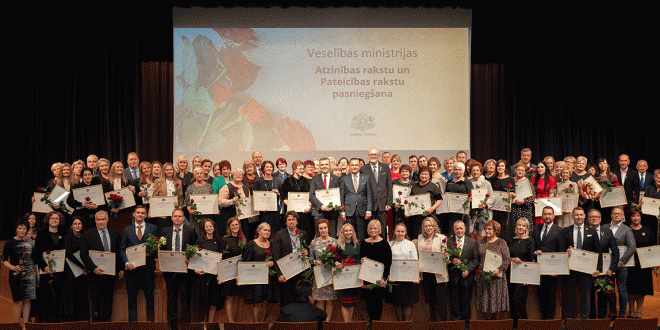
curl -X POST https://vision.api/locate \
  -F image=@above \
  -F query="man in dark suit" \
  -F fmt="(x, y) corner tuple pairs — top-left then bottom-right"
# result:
(80, 210), (123, 322)
(532, 206), (563, 319)
(309, 157), (341, 237)
(340, 158), (373, 240)
(120, 205), (157, 322)
(617, 154), (640, 205)
(587, 209), (619, 319)
(277, 280), (327, 330)
(124, 152), (141, 186)
(447, 221), (479, 322)
(272, 211), (312, 307)
(160, 208), (198, 330)
(510, 148), (537, 176)
(637, 160), (652, 191)
(559, 207), (600, 320)
(360, 147), (392, 239)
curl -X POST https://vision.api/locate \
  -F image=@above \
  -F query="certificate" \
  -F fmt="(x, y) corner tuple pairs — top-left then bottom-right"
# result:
(276, 251), (310, 280)
(332, 264), (362, 290)
(287, 192), (310, 213)
(557, 181), (577, 194)
(253, 191), (278, 212)
(617, 246), (634, 267)
(584, 176), (603, 194)
(445, 193), (469, 214)
(483, 249), (503, 274)
(157, 251), (187, 273)
(435, 194), (449, 214)
(66, 251), (84, 278)
(515, 179), (533, 200)
(471, 188), (488, 209)
(49, 185), (70, 204)
(126, 243), (146, 268)
(641, 197), (660, 217)
(39, 249), (66, 274)
(72, 184), (105, 205)
(418, 250), (446, 274)
(217, 255), (241, 282)
(392, 184), (411, 204)
(88, 250), (116, 276)
(32, 192), (53, 213)
(404, 194), (432, 216)
(637, 245), (660, 269)
(534, 197), (562, 217)
(538, 252), (569, 275)
(188, 249), (222, 275)
(358, 258), (385, 284)
(104, 187), (137, 210)
(568, 249), (598, 274)
(236, 196), (259, 220)
(313, 265), (334, 289)
(558, 193), (578, 213)
(599, 186), (627, 207)
(490, 191), (510, 212)
(190, 194), (218, 215)
(315, 188), (341, 207)
(601, 253), (616, 274)
(237, 262), (269, 285)
(150, 196), (178, 217)
(510, 262), (540, 285)
(390, 259), (419, 282)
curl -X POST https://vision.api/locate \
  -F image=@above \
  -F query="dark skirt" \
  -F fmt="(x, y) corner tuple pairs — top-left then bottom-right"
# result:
(339, 288), (360, 307)
(219, 278), (245, 297)
(387, 281), (419, 306)
(244, 277), (279, 305)
(59, 264), (89, 321)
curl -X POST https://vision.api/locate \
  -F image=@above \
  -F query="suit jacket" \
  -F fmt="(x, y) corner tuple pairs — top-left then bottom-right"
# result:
(277, 301), (327, 330)
(602, 222), (636, 265)
(510, 163), (537, 176)
(160, 225), (198, 254)
(340, 172), (373, 217)
(80, 226), (123, 275)
(593, 226), (619, 273)
(361, 161), (393, 212)
(638, 171), (653, 191)
(124, 167), (141, 187)
(152, 177), (184, 208)
(272, 228), (311, 278)
(120, 222), (158, 268)
(447, 235), (479, 286)
(617, 167), (640, 203)
(32, 228), (67, 271)
(558, 224), (599, 254)
(532, 222), (562, 254)
(309, 173), (341, 214)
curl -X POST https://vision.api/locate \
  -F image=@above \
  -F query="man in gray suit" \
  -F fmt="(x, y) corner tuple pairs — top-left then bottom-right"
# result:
(447, 221), (479, 322)
(360, 147), (392, 239)
(602, 206), (636, 319)
(340, 158), (373, 240)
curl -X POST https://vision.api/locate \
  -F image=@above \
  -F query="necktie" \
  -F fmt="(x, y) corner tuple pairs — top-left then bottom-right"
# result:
(457, 239), (463, 249)
(641, 173), (645, 189)
(353, 174), (359, 192)
(132, 169), (138, 180)
(576, 226), (582, 249)
(175, 229), (181, 252)
(373, 165), (378, 183)
(101, 230), (110, 252)
(542, 225), (549, 242)
(323, 175), (327, 189)
(137, 224), (142, 240)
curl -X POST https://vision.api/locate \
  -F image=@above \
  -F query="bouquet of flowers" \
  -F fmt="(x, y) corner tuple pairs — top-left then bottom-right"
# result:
(563, 183), (575, 194)
(600, 178), (620, 193)
(39, 187), (71, 214)
(145, 235), (166, 254)
(318, 244), (343, 275)
(475, 269), (495, 283)
(231, 186), (247, 218)
(581, 182), (599, 201)
(524, 167), (537, 181)
(184, 245), (202, 259)
(326, 202), (342, 211)
(593, 276), (615, 294)
(443, 239), (468, 271)
(107, 193), (124, 209)
(264, 249), (277, 276)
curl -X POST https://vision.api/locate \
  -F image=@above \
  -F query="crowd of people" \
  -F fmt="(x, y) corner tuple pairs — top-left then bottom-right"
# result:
(2, 148), (659, 329)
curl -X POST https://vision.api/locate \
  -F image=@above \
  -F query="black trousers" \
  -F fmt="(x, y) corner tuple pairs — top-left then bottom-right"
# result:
(537, 275), (558, 319)
(125, 266), (155, 322)
(89, 275), (116, 322)
(164, 272), (191, 329)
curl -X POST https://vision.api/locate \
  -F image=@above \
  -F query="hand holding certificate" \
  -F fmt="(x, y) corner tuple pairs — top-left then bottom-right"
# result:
(392, 185), (411, 204)
(534, 197), (562, 217)
(73, 184), (105, 205)
(641, 197), (660, 217)
(471, 188), (488, 209)
(276, 251), (310, 280)
(126, 243), (146, 268)
(158, 251), (187, 273)
(510, 262), (540, 285)
(237, 262), (269, 285)
(236, 196), (259, 220)
(89, 251), (116, 276)
(105, 187), (136, 210)
(287, 192), (310, 213)
(637, 245), (660, 269)
(404, 194), (432, 216)
(253, 191), (278, 212)
(40, 249), (66, 274)
(190, 194), (219, 215)
(188, 249), (223, 274)
(333, 264), (362, 290)
(315, 188), (341, 208)
(358, 258), (385, 284)
(390, 260), (419, 282)
(538, 252), (569, 275)
(150, 196), (178, 217)
(483, 249), (503, 276)
(515, 179), (533, 200)
(418, 250), (445, 274)
(217, 255), (241, 282)
(568, 249), (598, 274)
(599, 186), (627, 207)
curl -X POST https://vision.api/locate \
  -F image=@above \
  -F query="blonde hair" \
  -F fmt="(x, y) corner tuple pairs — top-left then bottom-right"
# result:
(338, 223), (359, 250)
(421, 217), (440, 239)
(176, 155), (190, 174)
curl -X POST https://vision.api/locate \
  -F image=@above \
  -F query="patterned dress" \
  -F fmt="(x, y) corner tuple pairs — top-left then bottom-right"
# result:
(475, 237), (511, 313)
(309, 236), (338, 300)
(1, 238), (37, 301)
(510, 179), (534, 238)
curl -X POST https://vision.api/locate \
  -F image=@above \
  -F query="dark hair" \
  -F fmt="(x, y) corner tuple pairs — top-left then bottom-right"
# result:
(533, 161), (552, 193)
(418, 166), (432, 179)
(400, 164), (412, 173)
(21, 212), (36, 227)
(293, 279), (314, 303)
(218, 160), (232, 171)
(285, 210), (300, 221)
(43, 211), (64, 226)
(134, 204), (147, 212)
(276, 158), (287, 166)
(261, 160), (275, 174)
(69, 216), (85, 235)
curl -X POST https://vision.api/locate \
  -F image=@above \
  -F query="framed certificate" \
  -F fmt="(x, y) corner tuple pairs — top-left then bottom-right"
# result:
(483, 249), (503, 275)
(510, 262), (540, 285)
(32, 192), (53, 213)
(276, 251), (311, 280)
(490, 191), (510, 212)
(150, 196), (178, 217)
(126, 243), (146, 268)
(39, 249), (66, 274)
(253, 191), (278, 212)
(49, 186), (70, 204)
(313, 265), (334, 289)
(445, 193), (469, 214)
(641, 197), (660, 217)
(390, 259), (419, 282)
(471, 188), (488, 209)
(72, 184), (105, 205)
(88, 250), (116, 276)
(538, 252), (569, 275)
(157, 251), (187, 273)
(190, 194), (219, 215)
(188, 249), (222, 275)
(287, 192), (310, 213)
(358, 258), (385, 284)
(557, 181), (577, 194)
(333, 264), (362, 290)
(568, 249), (598, 274)
(404, 194), (432, 216)
(558, 193), (578, 213)
(637, 245), (660, 269)
(104, 187), (137, 210)
(602, 253), (616, 274)
(392, 184), (411, 203)
(618, 246), (635, 267)
(217, 255), (241, 282)
(315, 188), (341, 207)
(534, 197), (562, 217)
(418, 250), (446, 274)
(584, 176), (603, 194)
(236, 196), (259, 220)
(599, 186), (627, 207)
(66, 251), (84, 278)
(515, 179), (533, 200)
(237, 262), (269, 285)
(435, 194), (449, 214)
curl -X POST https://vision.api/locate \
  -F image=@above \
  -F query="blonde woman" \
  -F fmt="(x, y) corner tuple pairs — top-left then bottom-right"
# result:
(507, 218), (535, 328)
(334, 223), (360, 322)
(387, 223), (419, 321)
(360, 220), (392, 322)
(417, 217), (449, 321)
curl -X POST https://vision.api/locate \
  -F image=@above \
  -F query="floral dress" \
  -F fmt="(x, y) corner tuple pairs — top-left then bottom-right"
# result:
(309, 236), (338, 300)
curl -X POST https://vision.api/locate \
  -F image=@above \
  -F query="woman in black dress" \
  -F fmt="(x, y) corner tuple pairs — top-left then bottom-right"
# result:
(253, 160), (282, 233)
(1, 220), (36, 328)
(402, 166), (443, 239)
(442, 162), (473, 236)
(360, 219), (393, 322)
(191, 219), (223, 322)
(218, 217), (246, 322)
(242, 222), (279, 322)
(507, 218), (535, 328)
(492, 160), (516, 242)
(627, 208), (655, 318)
(32, 210), (67, 322)
(59, 217), (89, 321)
(280, 160), (313, 236)
(218, 168), (252, 239)
(67, 167), (102, 230)
(392, 164), (416, 225)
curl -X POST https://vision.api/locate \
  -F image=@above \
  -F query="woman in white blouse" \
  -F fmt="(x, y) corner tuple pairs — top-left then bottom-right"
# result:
(416, 217), (449, 321)
(467, 161), (495, 237)
(387, 223), (419, 321)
